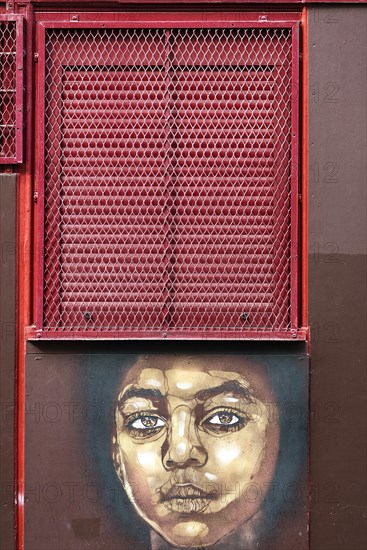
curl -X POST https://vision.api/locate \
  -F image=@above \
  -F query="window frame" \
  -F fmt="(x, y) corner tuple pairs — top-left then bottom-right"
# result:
(31, 11), (304, 340)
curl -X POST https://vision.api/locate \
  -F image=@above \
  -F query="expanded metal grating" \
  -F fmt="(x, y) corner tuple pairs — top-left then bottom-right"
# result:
(0, 15), (23, 163)
(40, 25), (299, 336)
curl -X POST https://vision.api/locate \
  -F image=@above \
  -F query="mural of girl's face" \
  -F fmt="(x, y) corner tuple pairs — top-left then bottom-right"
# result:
(113, 355), (279, 548)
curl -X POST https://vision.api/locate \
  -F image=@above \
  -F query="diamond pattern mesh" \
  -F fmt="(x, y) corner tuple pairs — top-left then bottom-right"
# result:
(42, 26), (296, 335)
(0, 18), (17, 160)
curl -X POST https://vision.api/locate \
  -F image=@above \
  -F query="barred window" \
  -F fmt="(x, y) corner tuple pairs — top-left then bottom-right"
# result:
(35, 18), (301, 339)
(0, 15), (23, 164)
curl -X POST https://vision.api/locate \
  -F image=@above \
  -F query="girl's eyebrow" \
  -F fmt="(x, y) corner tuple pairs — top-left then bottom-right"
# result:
(118, 387), (164, 411)
(117, 380), (254, 413)
(195, 380), (255, 404)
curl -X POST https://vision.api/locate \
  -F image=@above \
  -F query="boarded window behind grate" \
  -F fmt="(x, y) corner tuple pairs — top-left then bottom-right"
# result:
(41, 26), (299, 336)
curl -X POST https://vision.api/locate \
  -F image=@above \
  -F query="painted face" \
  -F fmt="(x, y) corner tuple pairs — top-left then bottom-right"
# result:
(113, 355), (279, 548)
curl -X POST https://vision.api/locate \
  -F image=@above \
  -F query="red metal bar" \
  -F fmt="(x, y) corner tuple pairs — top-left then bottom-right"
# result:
(18, 0), (365, 5)
(301, 8), (308, 329)
(26, 327), (308, 340)
(290, 22), (300, 329)
(16, 3), (35, 549)
(37, 20), (301, 30)
(34, 23), (46, 330)
(34, 11), (302, 24)
(14, 15), (24, 164)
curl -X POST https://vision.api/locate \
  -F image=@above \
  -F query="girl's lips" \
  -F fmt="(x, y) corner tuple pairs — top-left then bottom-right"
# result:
(160, 483), (217, 513)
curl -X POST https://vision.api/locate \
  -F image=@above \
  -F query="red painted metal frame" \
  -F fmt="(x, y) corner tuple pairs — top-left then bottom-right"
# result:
(18, 0), (366, 5)
(26, 327), (308, 340)
(15, 6), (309, 550)
(35, 11), (301, 24)
(33, 20), (46, 334)
(16, 3), (34, 549)
(290, 22), (300, 330)
(32, 10), (302, 340)
(301, 8), (308, 332)
(0, 14), (23, 164)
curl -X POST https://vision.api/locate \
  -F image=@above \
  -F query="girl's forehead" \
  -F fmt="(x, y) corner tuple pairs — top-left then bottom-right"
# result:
(125, 354), (264, 378)
(119, 355), (272, 402)
(117, 368), (260, 408)
(137, 367), (245, 398)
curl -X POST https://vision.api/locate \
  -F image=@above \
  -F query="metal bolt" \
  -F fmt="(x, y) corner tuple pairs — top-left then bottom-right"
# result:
(240, 313), (248, 321)
(162, 332), (167, 338)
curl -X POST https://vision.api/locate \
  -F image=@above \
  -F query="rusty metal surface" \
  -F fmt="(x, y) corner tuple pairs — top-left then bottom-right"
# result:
(0, 173), (16, 550)
(308, 5), (367, 550)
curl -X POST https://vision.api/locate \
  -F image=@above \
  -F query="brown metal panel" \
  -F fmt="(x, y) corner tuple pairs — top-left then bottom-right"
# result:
(24, 343), (308, 550)
(308, 5), (367, 550)
(0, 173), (16, 550)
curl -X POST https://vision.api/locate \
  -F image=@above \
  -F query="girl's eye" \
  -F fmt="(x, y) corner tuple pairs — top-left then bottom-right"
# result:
(129, 416), (165, 430)
(202, 410), (248, 433)
(207, 412), (240, 426)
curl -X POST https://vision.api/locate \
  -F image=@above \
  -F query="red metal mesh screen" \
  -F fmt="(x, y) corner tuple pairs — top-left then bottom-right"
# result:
(0, 17), (21, 162)
(41, 26), (297, 336)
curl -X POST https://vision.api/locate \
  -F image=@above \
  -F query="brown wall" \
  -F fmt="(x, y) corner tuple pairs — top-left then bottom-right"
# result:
(0, 174), (16, 550)
(308, 5), (367, 550)
(1, 4), (367, 550)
